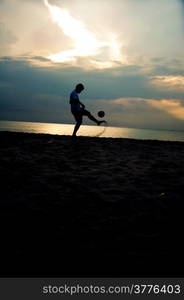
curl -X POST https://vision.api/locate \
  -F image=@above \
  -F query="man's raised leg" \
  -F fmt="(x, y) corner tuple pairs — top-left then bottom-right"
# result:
(86, 111), (105, 125)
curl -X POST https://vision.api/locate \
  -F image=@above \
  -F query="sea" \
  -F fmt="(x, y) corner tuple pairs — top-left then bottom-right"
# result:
(0, 120), (184, 142)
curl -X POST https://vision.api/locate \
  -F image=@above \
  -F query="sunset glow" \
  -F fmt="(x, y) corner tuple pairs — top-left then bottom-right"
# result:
(44, 0), (125, 68)
(149, 99), (184, 120)
(1, 0), (184, 130)
(151, 75), (184, 90)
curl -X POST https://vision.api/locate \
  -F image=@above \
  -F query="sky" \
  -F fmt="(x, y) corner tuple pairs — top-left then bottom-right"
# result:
(0, 0), (184, 130)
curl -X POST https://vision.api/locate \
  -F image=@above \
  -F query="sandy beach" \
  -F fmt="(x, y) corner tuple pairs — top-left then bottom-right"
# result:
(0, 131), (184, 277)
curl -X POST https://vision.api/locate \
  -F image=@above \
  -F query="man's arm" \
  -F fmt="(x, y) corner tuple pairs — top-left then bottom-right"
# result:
(79, 100), (85, 109)
(70, 93), (85, 107)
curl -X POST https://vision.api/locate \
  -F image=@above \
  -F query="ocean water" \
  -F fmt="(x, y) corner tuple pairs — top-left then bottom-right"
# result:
(0, 120), (184, 142)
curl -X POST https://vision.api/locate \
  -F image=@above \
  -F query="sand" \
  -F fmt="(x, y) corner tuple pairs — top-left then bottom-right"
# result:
(0, 131), (184, 277)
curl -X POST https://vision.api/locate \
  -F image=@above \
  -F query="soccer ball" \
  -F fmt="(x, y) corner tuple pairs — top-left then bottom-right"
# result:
(98, 111), (105, 118)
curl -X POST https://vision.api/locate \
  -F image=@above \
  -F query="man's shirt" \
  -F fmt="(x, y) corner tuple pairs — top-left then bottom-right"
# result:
(70, 90), (81, 113)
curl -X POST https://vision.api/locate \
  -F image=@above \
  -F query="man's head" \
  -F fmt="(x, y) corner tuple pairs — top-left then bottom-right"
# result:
(75, 83), (84, 93)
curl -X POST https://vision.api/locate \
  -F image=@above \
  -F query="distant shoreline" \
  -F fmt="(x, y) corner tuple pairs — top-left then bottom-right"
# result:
(1, 119), (184, 133)
(1, 119), (184, 142)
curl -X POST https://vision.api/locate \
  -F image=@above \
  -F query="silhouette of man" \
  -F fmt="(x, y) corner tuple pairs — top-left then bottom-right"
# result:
(70, 83), (105, 136)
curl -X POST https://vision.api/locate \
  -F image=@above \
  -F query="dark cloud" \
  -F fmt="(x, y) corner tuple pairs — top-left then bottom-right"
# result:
(0, 56), (14, 61)
(30, 56), (51, 62)
(180, 0), (184, 14)
(0, 56), (184, 127)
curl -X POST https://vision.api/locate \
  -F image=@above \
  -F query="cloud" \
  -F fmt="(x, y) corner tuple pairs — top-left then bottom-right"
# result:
(150, 75), (184, 91)
(0, 0), (183, 70)
(150, 58), (184, 76)
(97, 97), (184, 129)
(180, 0), (184, 15)
(0, 0), (71, 57)
(0, 81), (14, 88)
(0, 56), (184, 130)
(43, 0), (127, 69)
(149, 99), (184, 120)
(0, 23), (18, 55)
(0, 0), (183, 131)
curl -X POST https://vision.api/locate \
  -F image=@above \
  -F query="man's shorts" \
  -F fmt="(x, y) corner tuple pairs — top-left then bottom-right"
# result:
(72, 109), (90, 123)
